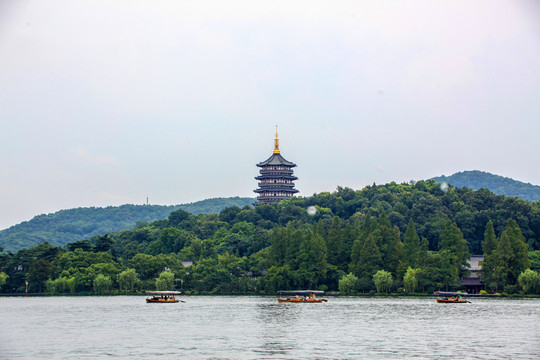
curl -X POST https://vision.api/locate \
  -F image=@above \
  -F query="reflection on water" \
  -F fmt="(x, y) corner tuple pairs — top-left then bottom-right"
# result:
(0, 296), (538, 359)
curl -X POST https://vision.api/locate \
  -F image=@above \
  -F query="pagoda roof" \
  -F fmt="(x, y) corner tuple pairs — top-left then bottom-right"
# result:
(255, 174), (298, 180)
(254, 188), (299, 193)
(256, 153), (296, 167)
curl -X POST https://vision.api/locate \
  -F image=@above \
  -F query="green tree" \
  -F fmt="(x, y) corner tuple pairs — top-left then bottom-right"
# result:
(117, 268), (138, 292)
(518, 269), (539, 294)
(155, 271), (175, 290)
(439, 249), (459, 291)
(403, 267), (420, 293)
(93, 274), (112, 294)
(398, 219), (421, 276)
(94, 234), (114, 253)
(264, 265), (292, 292)
(350, 234), (381, 287)
(504, 219), (531, 284)
(268, 228), (290, 267)
(0, 272), (9, 289)
(338, 273), (358, 294)
(326, 217), (344, 267)
(168, 209), (191, 227)
(27, 259), (53, 292)
(480, 221), (498, 288)
(297, 230), (328, 288)
(372, 270), (393, 293)
(439, 221), (470, 278)
(494, 219), (531, 287)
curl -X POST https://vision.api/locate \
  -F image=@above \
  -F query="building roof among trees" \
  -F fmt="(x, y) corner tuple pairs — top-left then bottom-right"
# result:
(256, 153), (296, 167)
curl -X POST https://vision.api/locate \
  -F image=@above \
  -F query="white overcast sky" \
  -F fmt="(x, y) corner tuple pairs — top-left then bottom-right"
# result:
(1, 0), (539, 229)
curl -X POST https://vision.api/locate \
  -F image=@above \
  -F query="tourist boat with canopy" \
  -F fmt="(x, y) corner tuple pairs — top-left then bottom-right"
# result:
(146, 291), (183, 303)
(278, 290), (327, 303)
(435, 291), (470, 303)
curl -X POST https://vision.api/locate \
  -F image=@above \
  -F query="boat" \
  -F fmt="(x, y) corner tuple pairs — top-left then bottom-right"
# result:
(435, 291), (470, 303)
(278, 290), (328, 303)
(146, 291), (183, 303)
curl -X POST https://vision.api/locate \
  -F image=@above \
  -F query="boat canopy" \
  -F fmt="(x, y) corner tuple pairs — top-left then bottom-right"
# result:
(278, 290), (324, 294)
(434, 291), (468, 296)
(146, 291), (182, 295)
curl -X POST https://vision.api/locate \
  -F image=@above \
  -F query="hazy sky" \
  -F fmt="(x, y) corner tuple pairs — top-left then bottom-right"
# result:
(1, 0), (539, 229)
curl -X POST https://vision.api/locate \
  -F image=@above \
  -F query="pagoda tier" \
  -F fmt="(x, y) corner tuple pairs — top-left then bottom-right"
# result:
(254, 128), (298, 204)
(255, 174), (298, 181)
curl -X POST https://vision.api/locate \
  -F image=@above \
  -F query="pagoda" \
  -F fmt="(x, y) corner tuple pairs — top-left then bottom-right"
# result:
(254, 127), (299, 204)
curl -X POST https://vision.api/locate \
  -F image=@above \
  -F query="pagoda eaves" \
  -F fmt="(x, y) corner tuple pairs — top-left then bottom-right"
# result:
(254, 127), (298, 204)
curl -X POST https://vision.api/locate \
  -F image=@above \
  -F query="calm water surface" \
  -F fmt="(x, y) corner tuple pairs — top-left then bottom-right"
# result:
(0, 296), (538, 359)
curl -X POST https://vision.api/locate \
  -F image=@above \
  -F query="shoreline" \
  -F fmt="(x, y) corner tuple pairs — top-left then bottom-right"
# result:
(2, 292), (538, 299)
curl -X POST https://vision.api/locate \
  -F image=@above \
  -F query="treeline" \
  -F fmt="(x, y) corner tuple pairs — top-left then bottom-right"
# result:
(433, 170), (540, 202)
(1, 180), (539, 295)
(0, 197), (254, 252)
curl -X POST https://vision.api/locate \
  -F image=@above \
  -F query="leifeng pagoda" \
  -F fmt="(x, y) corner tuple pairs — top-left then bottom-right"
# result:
(254, 127), (299, 204)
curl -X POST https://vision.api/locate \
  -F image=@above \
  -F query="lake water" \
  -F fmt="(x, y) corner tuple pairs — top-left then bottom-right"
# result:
(0, 296), (538, 359)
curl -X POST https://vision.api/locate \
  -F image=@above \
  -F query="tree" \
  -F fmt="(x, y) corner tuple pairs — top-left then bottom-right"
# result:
(350, 234), (381, 281)
(398, 219), (421, 276)
(117, 268), (138, 292)
(493, 230), (514, 289)
(218, 206), (241, 223)
(268, 228), (290, 267)
(439, 221), (470, 278)
(93, 274), (112, 294)
(297, 230), (328, 288)
(0, 272), (8, 290)
(438, 250), (458, 291)
(480, 221), (498, 288)
(67, 239), (93, 252)
(338, 273), (358, 294)
(326, 217), (344, 267)
(494, 219), (531, 287)
(168, 209), (191, 227)
(372, 270), (393, 293)
(27, 259), (53, 292)
(518, 269), (539, 294)
(504, 219), (531, 284)
(264, 265), (292, 292)
(155, 271), (175, 290)
(94, 234), (114, 253)
(403, 267), (420, 293)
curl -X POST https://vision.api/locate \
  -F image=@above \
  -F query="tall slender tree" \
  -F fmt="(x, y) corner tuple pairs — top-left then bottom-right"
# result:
(398, 219), (421, 276)
(439, 221), (470, 278)
(480, 221), (498, 288)
(326, 217), (344, 266)
(494, 219), (531, 286)
(350, 234), (382, 281)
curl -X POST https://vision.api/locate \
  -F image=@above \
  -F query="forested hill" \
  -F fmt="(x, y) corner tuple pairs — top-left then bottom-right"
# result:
(432, 171), (540, 202)
(0, 197), (254, 252)
(2, 180), (538, 295)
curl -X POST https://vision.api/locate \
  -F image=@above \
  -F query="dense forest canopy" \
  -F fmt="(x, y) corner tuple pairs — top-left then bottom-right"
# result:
(432, 170), (540, 202)
(1, 180), (539, 296)
(0, 197), (254, 252)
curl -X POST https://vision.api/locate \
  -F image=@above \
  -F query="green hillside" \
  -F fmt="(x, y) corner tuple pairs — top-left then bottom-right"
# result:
(2, 180), (539, 295)
(0, 197), (254, 252)
(432, 170), (540, 202)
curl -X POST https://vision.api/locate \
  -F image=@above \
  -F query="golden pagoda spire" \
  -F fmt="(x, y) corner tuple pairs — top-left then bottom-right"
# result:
(273, 125), (280, 154)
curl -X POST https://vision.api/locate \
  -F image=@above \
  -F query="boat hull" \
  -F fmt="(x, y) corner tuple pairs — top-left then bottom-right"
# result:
(437, 299), (468, 303)
(146, 299), (179, 303)
(278, 298), (327, 303)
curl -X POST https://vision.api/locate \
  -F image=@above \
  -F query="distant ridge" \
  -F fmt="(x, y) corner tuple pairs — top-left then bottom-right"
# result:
(0, 197), (254, 252)
(432, 170), (540, 202)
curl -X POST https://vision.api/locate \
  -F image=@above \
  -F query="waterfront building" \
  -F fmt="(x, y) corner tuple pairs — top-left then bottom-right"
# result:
(254, 128), (299, 204)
